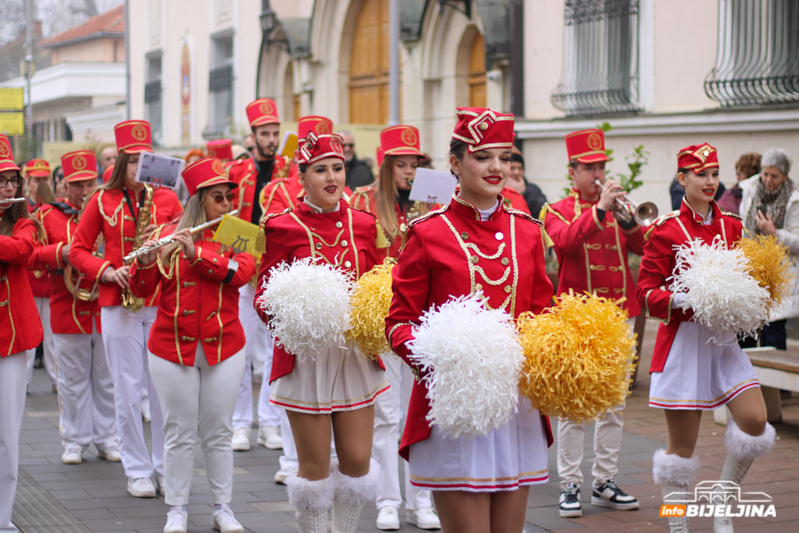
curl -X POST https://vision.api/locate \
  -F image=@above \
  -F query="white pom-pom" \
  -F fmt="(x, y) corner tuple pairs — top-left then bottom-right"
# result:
(257, 257), (354, 360)
(408, 293), (523, 439)
(669, 237), (769, 340)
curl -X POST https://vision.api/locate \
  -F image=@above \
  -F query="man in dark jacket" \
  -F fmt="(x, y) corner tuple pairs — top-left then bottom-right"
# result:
(509, 152), (548, 218)
(340, 130), (375, 189)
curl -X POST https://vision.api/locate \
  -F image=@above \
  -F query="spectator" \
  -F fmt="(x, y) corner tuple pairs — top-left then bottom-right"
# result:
(339, 130), (374, 189)
(670, 173), (726, 210)
(99, 146), (117, 174)
(717, 152), (761, 215)
(739, 147), (799, 350)
(52, 165), (66, 198)
(183, 148), (204, 166)
(243, 134), (255, 156)
(232, 145), (250, 160)
(419, 153), (433, 169)
(508, 151), (548, 218)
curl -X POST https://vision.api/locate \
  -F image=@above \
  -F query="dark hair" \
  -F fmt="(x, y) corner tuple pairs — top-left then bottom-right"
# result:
(0, 170), (36, 237)
(511, 152), (525, 167)
(736, 153), (761, 178)
(299, 163), (307, 174)
(448, 139), (468, 178)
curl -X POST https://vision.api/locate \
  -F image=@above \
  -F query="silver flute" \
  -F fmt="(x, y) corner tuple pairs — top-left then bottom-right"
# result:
(0, 197), (26, 204)
(123, 209), (238, 263)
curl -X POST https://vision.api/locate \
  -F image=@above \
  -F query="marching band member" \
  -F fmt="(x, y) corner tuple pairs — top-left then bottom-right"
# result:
(385, 108), (553, 533)
(69, 120), (166, 498)
(254, 118), (388, 533)
(227, 98), (288, 453)
(24, 158), (58, 391)
(207, 139), (234, 164)
(130, 157), (253, 533)
(29, 150), (119, 465)
(638, 145), (773, 533)
(540, 129), (641, 518)
(0, 134), (44, 533)
(350, 125), (440, 530)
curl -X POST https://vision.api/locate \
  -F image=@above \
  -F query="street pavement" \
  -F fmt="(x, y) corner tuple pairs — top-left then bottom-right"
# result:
(14, 319), (799, 532)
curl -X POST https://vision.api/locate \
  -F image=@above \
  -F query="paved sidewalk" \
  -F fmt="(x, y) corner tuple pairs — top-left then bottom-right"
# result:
(14, 320), (799, 532)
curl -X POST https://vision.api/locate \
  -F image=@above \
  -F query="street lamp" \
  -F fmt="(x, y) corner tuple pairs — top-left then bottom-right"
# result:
(260, 1), (277, 44)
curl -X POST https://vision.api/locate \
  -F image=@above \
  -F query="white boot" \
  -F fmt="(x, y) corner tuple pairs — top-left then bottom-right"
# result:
(286, 471), (335, 533)
(332, 461), (380, 533)
(653, 449), (699, 533)
(713, 422), (776, 533)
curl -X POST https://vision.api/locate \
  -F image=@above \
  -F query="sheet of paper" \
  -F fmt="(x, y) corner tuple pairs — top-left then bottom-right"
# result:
(409, 168), (458, 204)
(279, 131), (298, 158)
(134, 152), (185, 190)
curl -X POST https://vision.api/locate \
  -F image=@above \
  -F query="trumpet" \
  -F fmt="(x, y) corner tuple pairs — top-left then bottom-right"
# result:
(123, 209), (238, 263)
(594, 179), (659, 226)
(0, 197), (26, 204)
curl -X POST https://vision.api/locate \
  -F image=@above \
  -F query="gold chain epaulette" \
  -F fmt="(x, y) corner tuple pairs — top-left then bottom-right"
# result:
(258, 207), (292, 231)
(507, 207), (543, 228)
(408, 205), (448, 228)
(644, 210), (680, 240)
(722, 211), (742, 221)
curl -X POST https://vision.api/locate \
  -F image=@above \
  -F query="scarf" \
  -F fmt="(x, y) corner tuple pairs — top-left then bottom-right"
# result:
(745, 176), (795, 235)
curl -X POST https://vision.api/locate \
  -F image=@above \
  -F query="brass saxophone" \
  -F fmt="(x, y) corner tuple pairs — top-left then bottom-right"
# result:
(121, 184), (154, 312)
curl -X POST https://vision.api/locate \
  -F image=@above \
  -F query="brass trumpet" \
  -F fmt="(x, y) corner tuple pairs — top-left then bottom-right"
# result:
(0, 197), (26, 204)
(595, 179), (658, 226)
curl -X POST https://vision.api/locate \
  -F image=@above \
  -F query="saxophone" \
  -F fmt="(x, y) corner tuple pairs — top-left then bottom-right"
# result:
(121, 184), (154, 312)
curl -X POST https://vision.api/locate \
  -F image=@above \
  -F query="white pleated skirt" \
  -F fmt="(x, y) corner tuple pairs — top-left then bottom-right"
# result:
(270, 340), (389, 414)
(649, 321), (760, 410)
(408, 396), (549, 492)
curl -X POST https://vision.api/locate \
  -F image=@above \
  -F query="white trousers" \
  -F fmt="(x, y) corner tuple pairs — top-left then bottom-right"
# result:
(101, 306), (164, 480)
(150, 347), (246, 506)
(0, 353), (27, 533)
(556, 317), (633, 488)
(373, 355), (432, 510)
(53, 329), (117, 452)
(26, 296), (57, 387)
(255, 332), (281, 428)
(233, 284), (281, 429)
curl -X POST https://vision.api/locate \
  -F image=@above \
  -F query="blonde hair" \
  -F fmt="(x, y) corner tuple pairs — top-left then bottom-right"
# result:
(159, 189), (208, 260)
(103, 151), (131, 190)
(375, 155), (401, 239)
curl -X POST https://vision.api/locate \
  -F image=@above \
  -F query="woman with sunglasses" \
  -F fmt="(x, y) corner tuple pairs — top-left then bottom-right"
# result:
(0, 134), (44, 532)
(385, 108), (554, 533)
(69, 120), (174, 498)
(130, 158), (254, 533)
(254, 116), (388, 533)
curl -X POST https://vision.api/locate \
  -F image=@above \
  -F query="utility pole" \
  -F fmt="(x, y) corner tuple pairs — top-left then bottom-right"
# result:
(388, 0), (399, 126)
(25, 0), (33, 144)
(124, 0), (131, 120)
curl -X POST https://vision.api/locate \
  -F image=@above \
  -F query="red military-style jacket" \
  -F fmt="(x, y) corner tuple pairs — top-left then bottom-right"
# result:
(502, 187), (531, 215)
(227, 156), (289, 222)
(350, 185), (404, 261)
(254, 199), (382, 382)
(0, 216), (44, 357)
(28, 201), (102, 334)
(26, 202), (50, 298)
(385, 195), (555, 460)
(129, 227), (255, 367)
(542, 189), (645, 317)
(151, 187), (184, 224)
(636, 200), (743, 373)
(68, 185), (178, 308)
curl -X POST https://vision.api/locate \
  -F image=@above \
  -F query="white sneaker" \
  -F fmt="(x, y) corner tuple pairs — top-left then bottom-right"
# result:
(141, 396), (152, 423)
(257, 425), (283, 449)
(61, 448), (82, 464)
(127, 477), (156, 498)
(231, 427), (250, 451)
(164, 506), (188, 533)
(376, 506), (400, 530)
(212, 503), (244, 533)
(96, 444), (121, 462)
(273, 467), (289, 485)
(407, 507), (441, 530)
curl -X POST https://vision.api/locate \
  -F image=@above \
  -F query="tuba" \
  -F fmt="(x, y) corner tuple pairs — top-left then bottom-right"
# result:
(64, 264), (99, 301)
(121, 184), (154, 312)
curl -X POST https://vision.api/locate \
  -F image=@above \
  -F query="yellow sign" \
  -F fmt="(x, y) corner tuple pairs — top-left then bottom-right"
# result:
(0, 88), (24, 111)
(280, 131), (298, 158)
(212, 215), (261, 258)
(0, 112), (24, 136)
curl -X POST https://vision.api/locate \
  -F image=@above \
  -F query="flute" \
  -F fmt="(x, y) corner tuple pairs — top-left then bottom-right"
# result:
(0, 197), (26, 204)
(123, 209), (238, 263)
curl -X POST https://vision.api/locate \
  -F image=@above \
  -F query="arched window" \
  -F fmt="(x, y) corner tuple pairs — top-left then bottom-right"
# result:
(468, 33), (487, 108)
(348, 0), (390, 124)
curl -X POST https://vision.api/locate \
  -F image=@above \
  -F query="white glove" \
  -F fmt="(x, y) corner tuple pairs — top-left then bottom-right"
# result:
(671, 292), (689, 310)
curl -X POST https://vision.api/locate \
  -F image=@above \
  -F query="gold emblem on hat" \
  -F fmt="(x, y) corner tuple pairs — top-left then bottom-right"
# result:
(132, 125), (148, 141)
(330, 135), (343, 154)
(401, 127), (417, 146)
(587, 132), (603, 151)
(0, 143), (9, 157)
(316, 121), (331, 135)
(212, 160), (225, 175)
(73, 155), (87, 170)
(259, 100), (275, 116)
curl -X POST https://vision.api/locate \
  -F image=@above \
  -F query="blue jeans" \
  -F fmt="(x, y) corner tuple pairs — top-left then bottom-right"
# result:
(738, 319), (787, 351)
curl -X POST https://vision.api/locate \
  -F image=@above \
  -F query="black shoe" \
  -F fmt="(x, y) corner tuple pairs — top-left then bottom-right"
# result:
(591, 478), (639, 510)
(559, 482), (582, 517)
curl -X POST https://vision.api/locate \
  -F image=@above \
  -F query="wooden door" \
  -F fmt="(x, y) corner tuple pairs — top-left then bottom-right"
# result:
(349, 0), (390, 124)
(469, 33), (487, 108)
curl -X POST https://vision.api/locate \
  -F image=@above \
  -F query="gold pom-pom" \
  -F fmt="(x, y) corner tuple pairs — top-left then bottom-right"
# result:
(737, 234), (794, 315)
(345, 259), (395, 360)
(517, 292), (635, 423)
